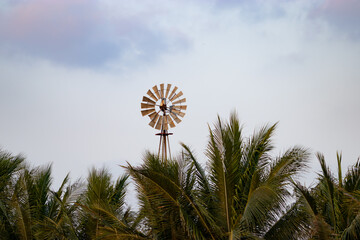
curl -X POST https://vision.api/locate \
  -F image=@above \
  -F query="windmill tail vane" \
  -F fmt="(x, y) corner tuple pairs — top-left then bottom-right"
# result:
(141, 83), (187, 161)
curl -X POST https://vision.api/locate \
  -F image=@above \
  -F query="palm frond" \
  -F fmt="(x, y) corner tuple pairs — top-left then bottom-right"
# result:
(316, 152), (342, 232)
(344, 159), (360, 192)
(264, 200), (312, 240)
(341, 213), (360, 240)
(337, 152), (343, 188)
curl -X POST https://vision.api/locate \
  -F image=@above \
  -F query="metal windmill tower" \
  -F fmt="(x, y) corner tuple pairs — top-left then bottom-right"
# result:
(140, 84), (187, 160)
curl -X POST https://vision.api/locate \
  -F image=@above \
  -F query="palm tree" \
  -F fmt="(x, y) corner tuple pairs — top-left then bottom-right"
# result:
(0, 148), (83, 240)
(78, 167), (145, 239)
(0, 149), (25, 239)
(127, 151), (216, 239)
(127, 112), (310, 239)
(199, 113), (309, 239)
(0, 156), (54, 239)
(34, 174), (83, 239)
(11, 164), (81, 240)
(279, 152), (360, 240)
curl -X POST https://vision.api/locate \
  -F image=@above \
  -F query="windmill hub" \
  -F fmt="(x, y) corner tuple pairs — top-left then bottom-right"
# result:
(159, 98), (167, 112)
(141, 83), (187, 160)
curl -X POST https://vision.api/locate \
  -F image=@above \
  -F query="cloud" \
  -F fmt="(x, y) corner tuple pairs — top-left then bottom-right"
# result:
(311, 0), (360, 39)
(0, 0), (359, 191)
(212, 0), (360, 41)
(2, 0), (358, 70)
(0, 0), (189, 68)
(212, 0), (299, 23)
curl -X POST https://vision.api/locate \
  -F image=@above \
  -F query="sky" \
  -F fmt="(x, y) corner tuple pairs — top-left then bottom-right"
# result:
(0, 0), (359, 192)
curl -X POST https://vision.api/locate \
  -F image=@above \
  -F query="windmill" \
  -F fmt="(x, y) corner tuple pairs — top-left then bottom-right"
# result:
(141, 84), (187, 160)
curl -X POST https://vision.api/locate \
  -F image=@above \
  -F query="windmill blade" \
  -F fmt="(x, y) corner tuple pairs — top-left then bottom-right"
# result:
(170, 112), (182, 124)
(160, 83), (165, 98)
(167, 115), (176, 128)
(168, 86), (178, 100)
(171, 108), (181, 115)
(155, 116), (163, 130)
(172, 98), (186, 105)
(141, 103), (155, 109)
(170, 91), (183, 101)
(147, 90), (158, 101)
(177, 112), (185, 118)
(141, 108), (155, 116)
(173, 105), (187, 110)
(163, 115), (169, 130)
(148, 111), (157, 119)
(142, 96), (156, 104)
(152, 85), (161, 99)
(171, 108), (186, 118)
(165, 84), (171, 98)
(149, 113), (160, 127)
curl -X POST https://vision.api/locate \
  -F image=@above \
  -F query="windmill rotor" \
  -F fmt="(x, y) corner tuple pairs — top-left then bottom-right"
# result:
(141, 83), (187, 131)
(141, 83), (187, 160)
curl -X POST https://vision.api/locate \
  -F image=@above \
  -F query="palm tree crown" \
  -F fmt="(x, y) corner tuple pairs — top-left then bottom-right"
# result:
(127, 112), (310, 239)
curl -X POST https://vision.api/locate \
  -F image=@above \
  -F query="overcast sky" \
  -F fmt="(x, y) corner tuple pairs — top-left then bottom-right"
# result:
(0, 0), (359, 190)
